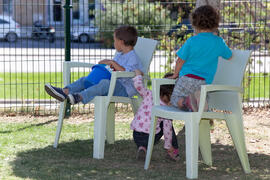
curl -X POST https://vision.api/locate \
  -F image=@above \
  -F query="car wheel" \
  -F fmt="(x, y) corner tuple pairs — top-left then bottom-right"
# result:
(79, 34), (89, 43)
(6, 32), (17, 42)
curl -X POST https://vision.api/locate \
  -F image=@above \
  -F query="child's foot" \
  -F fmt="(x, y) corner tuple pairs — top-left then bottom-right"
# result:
(45, 83), (67, 102)
(68, 94), (82, 105)
(184, 92), (199, 112)
(167, 147), (180, 162)
(136, 146), (146, 161)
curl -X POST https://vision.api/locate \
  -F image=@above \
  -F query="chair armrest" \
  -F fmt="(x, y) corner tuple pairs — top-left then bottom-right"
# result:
(63, 61), (95, 69)
(198, 84), (243, 113)
(201, 85), (243, 93)
(63, 61), (95, 86)
(152, 78), (176, 105)
(111, 71), (135, 78)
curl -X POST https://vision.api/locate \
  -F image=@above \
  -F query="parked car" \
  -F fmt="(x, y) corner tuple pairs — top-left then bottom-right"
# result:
(31, 21), (55, 43)
(71, 25), (99, 43)
(0, 15), (21, 42)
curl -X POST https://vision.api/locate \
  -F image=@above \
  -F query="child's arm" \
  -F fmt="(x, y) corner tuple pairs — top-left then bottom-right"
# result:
(167, 57), (185, 79)
(98, 60), (125, 71)
(133, 70), (150, 98)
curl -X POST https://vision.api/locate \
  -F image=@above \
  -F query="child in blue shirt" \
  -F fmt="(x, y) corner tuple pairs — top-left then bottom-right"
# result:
(45, 26), (143, 104)
(169, 5), (232, 111)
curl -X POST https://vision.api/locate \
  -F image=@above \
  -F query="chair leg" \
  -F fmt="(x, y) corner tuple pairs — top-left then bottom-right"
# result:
(226, 114), (251, 173)
(93, 97), (107, 159)
(106, 102), (115, 144)
(185, 118), (199, 179)
(144, 114), (158, 170)
(53, 101), (66, 148)
(199, 119), (212, 166)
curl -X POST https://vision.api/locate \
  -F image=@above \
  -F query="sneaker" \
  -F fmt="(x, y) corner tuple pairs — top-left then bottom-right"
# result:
(45, 83), (67, 102)
(167, 147), (180, 162)
(68, 93), (82, 105)
(136, 146), (146, 161)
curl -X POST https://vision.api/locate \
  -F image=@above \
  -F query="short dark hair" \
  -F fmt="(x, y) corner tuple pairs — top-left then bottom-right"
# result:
(160, 72), (174, 98)
(190, 5), (220, 31)
(114, 26), (138, 47)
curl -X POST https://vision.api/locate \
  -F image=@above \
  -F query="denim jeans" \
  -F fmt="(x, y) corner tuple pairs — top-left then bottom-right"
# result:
(133, 121), (179, 149)
(65, 77), (128, 104)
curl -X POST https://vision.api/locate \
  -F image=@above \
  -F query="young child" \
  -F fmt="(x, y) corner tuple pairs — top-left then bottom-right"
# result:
(131, 69), (180, 161)
(168, 5), (232, 111)
(45, 26), (143, 105)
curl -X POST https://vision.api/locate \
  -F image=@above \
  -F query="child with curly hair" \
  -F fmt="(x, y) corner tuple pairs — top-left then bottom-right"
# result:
(169, 5), (232, 111)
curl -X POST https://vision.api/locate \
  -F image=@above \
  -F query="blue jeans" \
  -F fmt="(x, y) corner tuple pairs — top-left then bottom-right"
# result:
(65, 77), (128, 104)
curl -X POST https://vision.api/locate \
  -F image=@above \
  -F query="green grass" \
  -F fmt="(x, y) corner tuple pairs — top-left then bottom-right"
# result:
(0, 115), (269, 180)
(0, 72), (269, 100)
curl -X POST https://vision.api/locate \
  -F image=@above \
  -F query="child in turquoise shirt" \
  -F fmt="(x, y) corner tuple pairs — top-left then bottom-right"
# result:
(169, 5), (232, 111)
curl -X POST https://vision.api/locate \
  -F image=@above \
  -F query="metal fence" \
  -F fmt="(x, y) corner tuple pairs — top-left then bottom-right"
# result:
(0, 0), (269, 115)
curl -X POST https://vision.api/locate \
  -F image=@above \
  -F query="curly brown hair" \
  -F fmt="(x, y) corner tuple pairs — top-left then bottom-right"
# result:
(114, 26), (138, 47)
(160, 72), (174, 99)
(190, 5), (220, 31)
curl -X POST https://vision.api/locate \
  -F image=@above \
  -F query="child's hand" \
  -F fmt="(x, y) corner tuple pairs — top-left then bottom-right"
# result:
(167, 74), (178, 79)
(99, 60), (115, 70)
(134, 69), (143, 76)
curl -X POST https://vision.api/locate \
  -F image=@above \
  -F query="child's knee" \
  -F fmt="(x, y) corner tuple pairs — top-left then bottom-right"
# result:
(98, 79), (111, 93)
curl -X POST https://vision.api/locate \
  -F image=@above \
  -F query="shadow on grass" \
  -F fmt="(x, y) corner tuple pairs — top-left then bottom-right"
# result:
(10, 136), (270, 180)
(0, 119), (58, 134)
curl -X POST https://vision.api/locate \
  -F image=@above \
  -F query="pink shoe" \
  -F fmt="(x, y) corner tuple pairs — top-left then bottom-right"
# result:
(136, 146), (146, 161)
(167, 147), (180, 162)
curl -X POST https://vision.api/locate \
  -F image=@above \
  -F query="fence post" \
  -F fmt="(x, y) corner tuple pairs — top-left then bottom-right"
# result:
(64, 0), (72, 117)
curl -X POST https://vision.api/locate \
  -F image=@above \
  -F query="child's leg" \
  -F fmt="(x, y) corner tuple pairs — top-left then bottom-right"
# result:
(171, 125), (179, 149)
(170, 76), (206, 111)
(133, 129), (163, 149)
(73, 79), (128, 104)
(133, 129), (163, 160)
(64, 77), (87, 94)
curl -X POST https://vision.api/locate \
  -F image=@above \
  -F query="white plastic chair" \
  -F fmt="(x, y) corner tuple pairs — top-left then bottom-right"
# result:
(144, 50), (251, 179)
(53, 37), (158, 159)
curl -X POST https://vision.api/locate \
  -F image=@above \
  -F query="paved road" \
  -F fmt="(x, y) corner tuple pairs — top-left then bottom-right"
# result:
(0, 39), (269, 74)
(0, 39), (168, 73)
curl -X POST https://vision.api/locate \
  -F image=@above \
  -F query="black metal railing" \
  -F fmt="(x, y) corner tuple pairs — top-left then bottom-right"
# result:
(0, 0), (269, 114)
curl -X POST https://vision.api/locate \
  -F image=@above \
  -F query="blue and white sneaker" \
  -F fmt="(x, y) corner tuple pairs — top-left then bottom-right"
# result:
(68, 93), (82, 105)
(45, 83), (67, 102)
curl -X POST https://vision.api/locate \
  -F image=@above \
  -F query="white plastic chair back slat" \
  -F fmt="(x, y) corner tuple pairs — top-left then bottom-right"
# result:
(209, 50), (251, 111)
(134, 37), (158, 74)
(212, 50), (251, 87)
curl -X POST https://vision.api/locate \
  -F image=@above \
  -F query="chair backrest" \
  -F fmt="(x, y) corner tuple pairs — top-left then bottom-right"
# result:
(208, 50), (251, 111)
(212, 50), (251, 87)
(134, 37), (158, 74)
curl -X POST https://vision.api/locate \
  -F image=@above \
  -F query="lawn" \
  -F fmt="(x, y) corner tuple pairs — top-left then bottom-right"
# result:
(0, 72), (269, 100)
(0, 109), (269, 179)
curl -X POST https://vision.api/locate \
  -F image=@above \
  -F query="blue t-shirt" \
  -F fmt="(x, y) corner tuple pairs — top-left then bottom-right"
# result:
(114, 50), (143, 97)
(176, 32), (232, 84)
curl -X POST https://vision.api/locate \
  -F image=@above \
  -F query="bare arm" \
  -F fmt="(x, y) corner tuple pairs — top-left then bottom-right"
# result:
(98, 60), (125, 71)
(167, 57), (185, 79)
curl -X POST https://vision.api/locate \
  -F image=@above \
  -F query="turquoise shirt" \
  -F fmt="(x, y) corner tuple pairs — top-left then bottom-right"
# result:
(176, 32), (232, 84)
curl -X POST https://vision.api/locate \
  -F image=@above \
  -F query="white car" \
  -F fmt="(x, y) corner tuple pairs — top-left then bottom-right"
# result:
(71, 25), (99, 43)
(0, 16), (21, 42)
